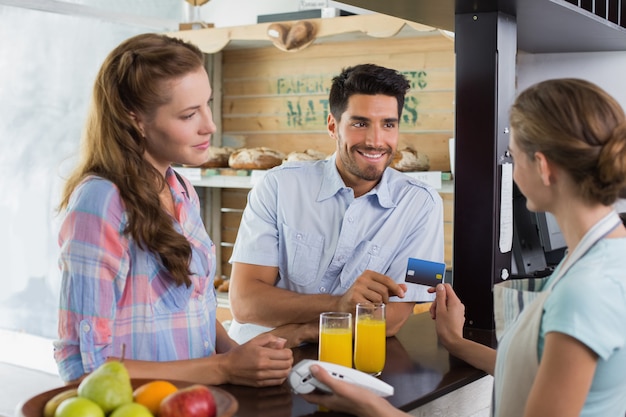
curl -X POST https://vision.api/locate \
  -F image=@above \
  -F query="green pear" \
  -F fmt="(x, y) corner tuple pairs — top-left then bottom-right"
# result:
(54, 397), (104, 417)
(78, 361), (134, 414)
(109, 403), (153, 417)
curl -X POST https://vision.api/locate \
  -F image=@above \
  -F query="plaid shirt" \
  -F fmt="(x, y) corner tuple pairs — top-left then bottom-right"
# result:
(54, 168), (217, 382)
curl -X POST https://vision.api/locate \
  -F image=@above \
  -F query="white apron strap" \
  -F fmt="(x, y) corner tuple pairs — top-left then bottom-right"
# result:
(545, 211), (622, 290)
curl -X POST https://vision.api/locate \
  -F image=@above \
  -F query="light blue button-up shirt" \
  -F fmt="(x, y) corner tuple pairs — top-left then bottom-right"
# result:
(228, 154), (444, 342)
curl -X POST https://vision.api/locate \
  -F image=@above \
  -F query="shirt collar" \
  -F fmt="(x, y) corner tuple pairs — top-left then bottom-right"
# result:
(317, 153), (397, 209)
(166, 167), (187, 201)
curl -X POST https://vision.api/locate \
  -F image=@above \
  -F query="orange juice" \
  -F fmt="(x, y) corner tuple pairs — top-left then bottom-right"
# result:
(319, 328), (353, 367)
(354, 318), (386, 374)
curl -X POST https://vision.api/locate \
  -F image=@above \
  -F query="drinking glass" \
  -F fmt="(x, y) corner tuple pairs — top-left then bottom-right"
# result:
(318, 312), (352, 367)
(354, 302), (386, 376)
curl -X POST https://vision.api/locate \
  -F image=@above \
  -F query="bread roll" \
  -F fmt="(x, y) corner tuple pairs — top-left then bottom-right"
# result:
(267, 20), (317, 52)
(391, 147), (430, 172)
(228, 147), (286, 170)
(267, 23), (288, 45)
(285, 149), (328, 162)
(217, 279), (230, 292)
(284, 21), (316, 51)
(197, 146), (235, 168)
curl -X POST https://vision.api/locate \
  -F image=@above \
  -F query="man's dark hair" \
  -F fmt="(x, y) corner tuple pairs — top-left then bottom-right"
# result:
(328, 63), (411, 121)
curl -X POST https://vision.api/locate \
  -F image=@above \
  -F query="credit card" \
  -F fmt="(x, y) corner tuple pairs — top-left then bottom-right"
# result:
(405, 257), (446, 287)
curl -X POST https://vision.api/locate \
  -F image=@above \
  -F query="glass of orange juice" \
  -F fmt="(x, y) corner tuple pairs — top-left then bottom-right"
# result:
(319, 312), (353, 368)
(354, 302), (386, 376)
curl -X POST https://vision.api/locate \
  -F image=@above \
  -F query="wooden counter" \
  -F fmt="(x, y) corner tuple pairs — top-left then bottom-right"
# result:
(217, 312), (495, 416)
(8, 313), (493, 417)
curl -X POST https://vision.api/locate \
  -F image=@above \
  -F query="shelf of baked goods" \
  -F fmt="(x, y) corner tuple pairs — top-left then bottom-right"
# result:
(178, 167), (454, 193)
(175, 167), (454, 193)
(173, 146), (454, 193)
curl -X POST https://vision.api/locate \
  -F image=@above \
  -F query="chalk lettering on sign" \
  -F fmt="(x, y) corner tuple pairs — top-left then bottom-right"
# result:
(279, 69), (428, 128)
(277, 71), (427, 96)
(403, 96), (419, 125)
(402, 70), (428, 90)
(277, 76), (328, 95)
(320, 99), (329, 122)
(286, 98), (329, 128)
(286, 101), (303, 127)
(305, 100), (317, 124)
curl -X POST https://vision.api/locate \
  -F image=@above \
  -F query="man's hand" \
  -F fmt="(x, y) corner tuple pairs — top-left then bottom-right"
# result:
(337, 270), (406, 313)
(269, 321), (319, 348)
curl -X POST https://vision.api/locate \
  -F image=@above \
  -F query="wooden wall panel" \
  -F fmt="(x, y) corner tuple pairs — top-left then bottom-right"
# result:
(222, 211), (243, 230)
(221, 189), (248, 208)
(221, 112), (453, 135)
(220, 33), (455, 172)
(220, 246), (233, 278)
(224, 70), (455, 97)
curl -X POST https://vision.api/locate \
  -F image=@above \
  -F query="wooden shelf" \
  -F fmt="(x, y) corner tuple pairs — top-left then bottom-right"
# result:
(167, 13), (445, 53)
(189, 173), (455, 193)
(191, 175), (254, 189)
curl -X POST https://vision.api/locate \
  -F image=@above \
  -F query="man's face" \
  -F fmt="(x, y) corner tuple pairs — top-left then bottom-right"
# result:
(328, 94), (400, 195)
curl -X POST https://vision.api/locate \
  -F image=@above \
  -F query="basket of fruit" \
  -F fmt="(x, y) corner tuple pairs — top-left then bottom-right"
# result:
(18, 360), (237, 417)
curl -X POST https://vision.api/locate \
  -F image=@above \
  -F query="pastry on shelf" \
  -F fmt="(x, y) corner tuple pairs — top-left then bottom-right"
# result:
(285, 149), (328, 162)
(197, 146), (235, 168)
(391, 147), (430, 172)
(228, 147), (285, 170)
(213, 276), (224, 289)
(217, 279), (230, 292)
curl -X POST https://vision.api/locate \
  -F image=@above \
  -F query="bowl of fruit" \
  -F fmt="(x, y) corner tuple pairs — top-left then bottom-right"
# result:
(18, 361), (237, 417)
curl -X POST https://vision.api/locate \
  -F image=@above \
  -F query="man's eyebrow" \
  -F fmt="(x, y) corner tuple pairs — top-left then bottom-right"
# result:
(348, 116), (399, 123)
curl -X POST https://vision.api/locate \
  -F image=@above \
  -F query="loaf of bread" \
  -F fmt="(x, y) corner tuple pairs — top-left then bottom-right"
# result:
(217, 279), (230, 292)
(267, 20), (317, 52)
(391, 147), (430, 172)
(285, 149), (328, 162)
(228, 147), (286, 170)
(197, 146), (235, 168)
(284, 21), (316, 51)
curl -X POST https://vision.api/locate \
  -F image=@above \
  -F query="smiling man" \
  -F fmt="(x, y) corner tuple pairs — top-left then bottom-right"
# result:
(227, 64), (444, 347)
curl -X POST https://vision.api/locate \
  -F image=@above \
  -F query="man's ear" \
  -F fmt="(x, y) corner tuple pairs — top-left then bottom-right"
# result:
(327, 113), (337, 139)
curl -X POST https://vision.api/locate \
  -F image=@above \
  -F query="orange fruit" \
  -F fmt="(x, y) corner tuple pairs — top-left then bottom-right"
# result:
(133, 380), (178, 415)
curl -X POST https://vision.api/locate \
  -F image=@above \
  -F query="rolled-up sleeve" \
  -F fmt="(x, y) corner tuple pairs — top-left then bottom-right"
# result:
(54, 178), (129, 382)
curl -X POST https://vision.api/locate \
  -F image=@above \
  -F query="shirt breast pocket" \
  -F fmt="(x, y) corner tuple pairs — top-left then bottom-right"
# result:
(281, 224), (324, 286)
(340, 241), (389, 289)
(152, 273), (194, 314)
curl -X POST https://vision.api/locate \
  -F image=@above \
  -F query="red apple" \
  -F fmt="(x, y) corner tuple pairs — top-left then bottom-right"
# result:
(159, 384), (217, 417)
